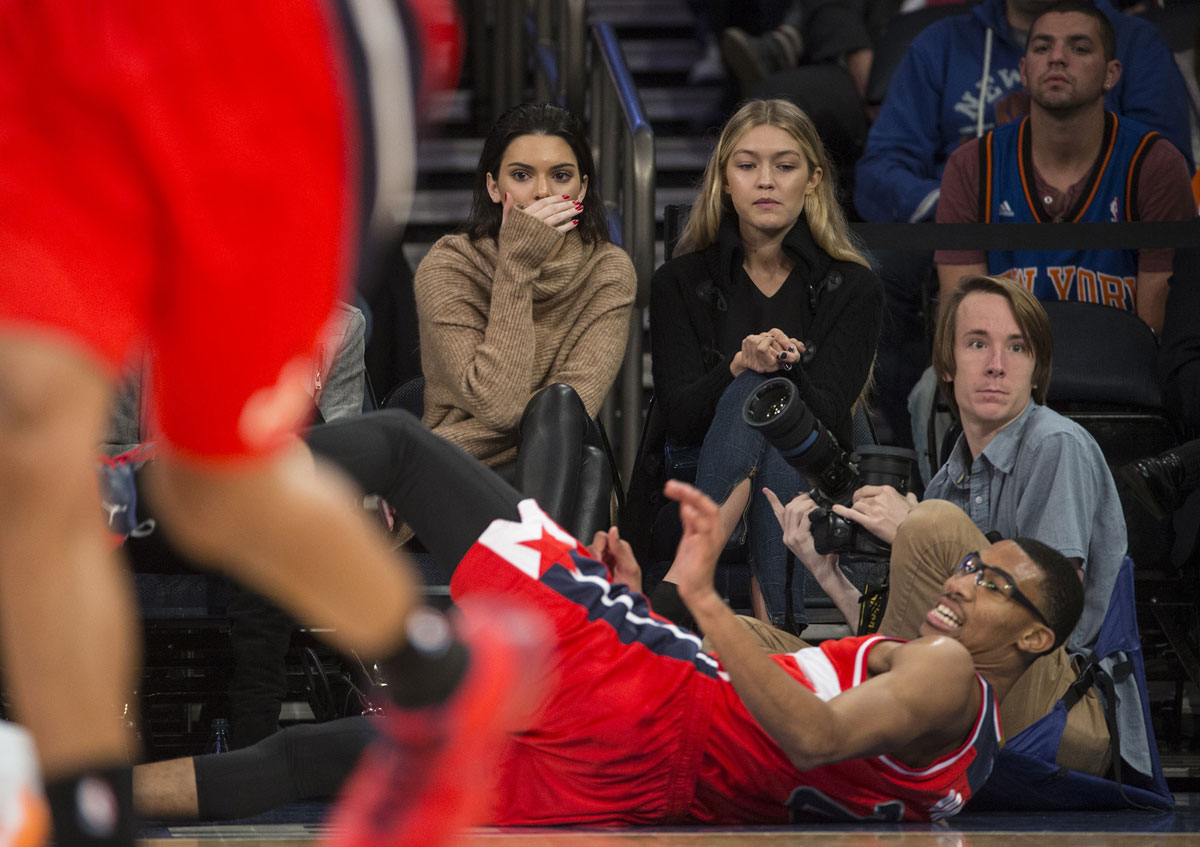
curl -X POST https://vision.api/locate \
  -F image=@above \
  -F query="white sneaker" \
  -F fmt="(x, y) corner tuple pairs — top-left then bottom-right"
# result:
(0, 722), (50, 847)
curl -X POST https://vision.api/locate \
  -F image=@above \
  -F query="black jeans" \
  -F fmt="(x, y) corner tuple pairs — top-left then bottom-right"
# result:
(306, 408), (526, 579)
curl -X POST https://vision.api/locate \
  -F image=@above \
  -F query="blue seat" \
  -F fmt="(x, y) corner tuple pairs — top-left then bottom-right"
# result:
(970, 555), (1173, 811)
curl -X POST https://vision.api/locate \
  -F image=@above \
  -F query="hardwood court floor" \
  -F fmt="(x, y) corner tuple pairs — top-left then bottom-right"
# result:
(139, 830), (1200, 847)
(140, 794), (1200, 847)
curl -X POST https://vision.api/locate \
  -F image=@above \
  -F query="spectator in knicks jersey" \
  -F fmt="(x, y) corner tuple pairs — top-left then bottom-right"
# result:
(856, 0), (1191, 227)
(935, 0), (1195, 337)
(854, 0), (1190, 447)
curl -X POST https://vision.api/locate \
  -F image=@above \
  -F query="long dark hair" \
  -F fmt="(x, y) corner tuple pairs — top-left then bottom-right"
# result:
(465, 102), (611, 244)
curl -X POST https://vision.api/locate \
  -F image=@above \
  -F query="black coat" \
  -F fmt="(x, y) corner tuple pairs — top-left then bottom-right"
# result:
(649, 213), (882, 449)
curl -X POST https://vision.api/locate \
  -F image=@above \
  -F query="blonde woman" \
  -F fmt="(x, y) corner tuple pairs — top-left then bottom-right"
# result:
(649, 99), (881, 633)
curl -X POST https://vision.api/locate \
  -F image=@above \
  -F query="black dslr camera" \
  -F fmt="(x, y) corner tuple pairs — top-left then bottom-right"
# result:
(742, 377), (917, 559)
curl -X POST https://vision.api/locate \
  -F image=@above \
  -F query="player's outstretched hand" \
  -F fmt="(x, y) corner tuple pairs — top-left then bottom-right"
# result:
(663, 480), (724, 605)
(589, 526), (641, 594)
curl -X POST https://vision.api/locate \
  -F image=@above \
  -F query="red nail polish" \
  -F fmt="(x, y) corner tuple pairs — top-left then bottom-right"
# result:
(572, 219), (579, 226)
(563, 194), (571, 199)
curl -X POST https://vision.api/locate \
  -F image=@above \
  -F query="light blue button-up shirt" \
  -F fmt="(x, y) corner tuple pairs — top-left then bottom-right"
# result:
(925, 401), (1126, 651)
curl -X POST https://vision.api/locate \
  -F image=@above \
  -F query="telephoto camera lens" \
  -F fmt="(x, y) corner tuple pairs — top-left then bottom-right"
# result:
(743, 377), (858, 503)
(855, 446), (919, 496)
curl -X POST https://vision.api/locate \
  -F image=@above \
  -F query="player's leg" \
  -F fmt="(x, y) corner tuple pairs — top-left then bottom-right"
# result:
(133, 717), (374, 821)
(0, 338), (139, 845)
(127, 3), (536, 843)
(145, 406), (528, 653)
(879, 498), (990, 640)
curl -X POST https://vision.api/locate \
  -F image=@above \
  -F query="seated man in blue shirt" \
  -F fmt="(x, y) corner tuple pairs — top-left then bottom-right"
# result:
(769, 274), (1125, 776)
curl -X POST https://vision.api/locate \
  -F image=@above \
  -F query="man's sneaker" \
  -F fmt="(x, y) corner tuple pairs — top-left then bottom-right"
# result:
(720, 25), (803, 96)
(325, 597), (550, 847)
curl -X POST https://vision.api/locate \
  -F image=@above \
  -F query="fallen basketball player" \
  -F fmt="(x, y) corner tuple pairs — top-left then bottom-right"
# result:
(131, 409), (1083, 826)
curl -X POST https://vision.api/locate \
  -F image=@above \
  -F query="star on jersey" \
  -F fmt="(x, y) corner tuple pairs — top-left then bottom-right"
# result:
(476, 499), (582, 579)
(519, 527), (577, 573)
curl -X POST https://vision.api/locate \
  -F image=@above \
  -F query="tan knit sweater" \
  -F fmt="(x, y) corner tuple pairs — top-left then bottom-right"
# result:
(415, 210), (636, 466)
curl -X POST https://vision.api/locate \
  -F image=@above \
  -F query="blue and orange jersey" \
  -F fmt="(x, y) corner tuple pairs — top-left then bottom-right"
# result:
(980, 111), (1160, 312)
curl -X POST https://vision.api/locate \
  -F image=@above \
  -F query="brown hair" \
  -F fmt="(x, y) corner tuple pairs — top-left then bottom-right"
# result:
(932, 275), (1053, 419)
(674, 99), (868, 268)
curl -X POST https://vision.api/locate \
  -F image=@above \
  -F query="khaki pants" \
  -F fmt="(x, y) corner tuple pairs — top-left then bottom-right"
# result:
(730, 499), (1112, 776)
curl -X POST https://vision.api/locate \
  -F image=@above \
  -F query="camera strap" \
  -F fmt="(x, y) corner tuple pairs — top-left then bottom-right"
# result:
(857, 579), (889, 635)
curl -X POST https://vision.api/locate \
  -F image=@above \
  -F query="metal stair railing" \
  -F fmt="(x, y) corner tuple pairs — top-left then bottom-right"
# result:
(589, 21), (655, 481)
(483, 0), (587, 125)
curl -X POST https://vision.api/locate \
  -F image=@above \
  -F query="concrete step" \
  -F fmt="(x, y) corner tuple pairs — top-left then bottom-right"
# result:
(655, 134), (714, 172)
(619, 37), (701, 76)
(589, 0), (694, 30)
(422, 88), (472, 130)
(415, 132), (708, 177)
(417, 137), (484, 174)
(639, 84), (728, 131)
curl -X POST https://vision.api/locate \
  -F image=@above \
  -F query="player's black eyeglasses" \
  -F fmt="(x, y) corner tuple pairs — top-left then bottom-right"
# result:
(955, 552), (1051, 629)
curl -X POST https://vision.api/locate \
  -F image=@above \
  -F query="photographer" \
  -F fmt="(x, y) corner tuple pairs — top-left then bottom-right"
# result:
(767, 275), (1125, 777)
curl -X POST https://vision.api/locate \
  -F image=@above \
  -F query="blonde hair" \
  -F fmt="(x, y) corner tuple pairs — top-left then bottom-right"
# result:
(675, 99), (869, 268)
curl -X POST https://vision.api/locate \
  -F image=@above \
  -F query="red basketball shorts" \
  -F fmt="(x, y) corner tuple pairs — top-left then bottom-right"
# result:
(450, 500), (725, 826)
(0, 0), (360, 457)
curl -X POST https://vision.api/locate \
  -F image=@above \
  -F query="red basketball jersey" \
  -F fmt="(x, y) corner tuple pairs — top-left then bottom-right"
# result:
(693, 634), (1003, 823)
(451, 501), (1002, 826)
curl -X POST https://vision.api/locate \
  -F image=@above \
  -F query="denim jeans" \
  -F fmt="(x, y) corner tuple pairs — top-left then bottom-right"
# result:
(694, 371), (810, 630)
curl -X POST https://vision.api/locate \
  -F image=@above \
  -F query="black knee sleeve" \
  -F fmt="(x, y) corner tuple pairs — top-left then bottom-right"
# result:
(194, 717), (374, 820)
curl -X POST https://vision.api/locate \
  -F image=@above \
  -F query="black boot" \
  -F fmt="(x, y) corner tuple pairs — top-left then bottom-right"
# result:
(1118, 445), (1197, 519)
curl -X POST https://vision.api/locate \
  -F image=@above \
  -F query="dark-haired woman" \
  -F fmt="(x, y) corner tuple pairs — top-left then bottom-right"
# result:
(414, 103), (636, 540)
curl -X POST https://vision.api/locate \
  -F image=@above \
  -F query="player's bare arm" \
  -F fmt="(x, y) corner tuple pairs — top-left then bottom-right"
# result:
(666, 481), (979, 770)
(825, 636), (982, 767)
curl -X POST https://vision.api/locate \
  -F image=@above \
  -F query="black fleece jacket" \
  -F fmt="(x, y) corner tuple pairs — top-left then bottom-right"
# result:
(649, 212), (882, 449)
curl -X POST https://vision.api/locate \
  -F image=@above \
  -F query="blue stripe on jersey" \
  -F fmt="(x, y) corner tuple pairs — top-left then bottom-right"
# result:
(539, 550), (722, 679)
(964, 677), (1002, 795)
